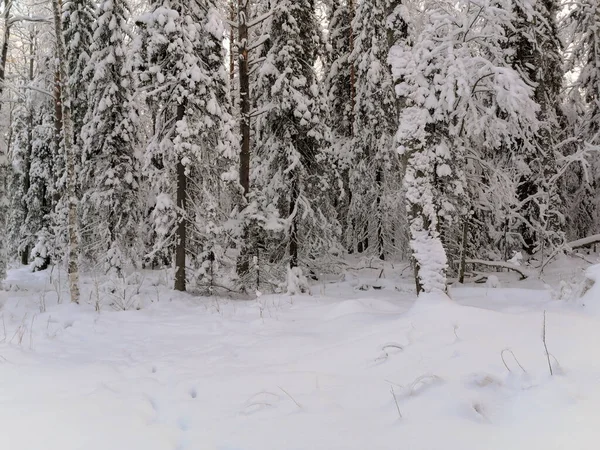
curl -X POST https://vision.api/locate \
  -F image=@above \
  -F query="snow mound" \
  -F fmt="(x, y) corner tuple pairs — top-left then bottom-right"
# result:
(323, 298), (400, 319)
(579, 264), (600, 312)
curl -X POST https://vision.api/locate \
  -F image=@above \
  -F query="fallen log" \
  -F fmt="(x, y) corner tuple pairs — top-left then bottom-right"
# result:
(566, 234), (600, 250)
(456, 259), (531, 280)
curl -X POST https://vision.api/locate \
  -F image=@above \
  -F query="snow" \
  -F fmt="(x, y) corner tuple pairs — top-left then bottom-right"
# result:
(1, 261), (600, 449)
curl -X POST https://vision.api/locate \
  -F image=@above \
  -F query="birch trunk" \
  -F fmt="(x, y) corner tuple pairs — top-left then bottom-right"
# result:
(51, 0), (80, 304)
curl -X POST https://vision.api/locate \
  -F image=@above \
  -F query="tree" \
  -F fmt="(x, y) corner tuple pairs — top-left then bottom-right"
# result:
(63, 0), (96, 152)
(80, 0), (141, 274)
(253, 0), (337, 292)
(509, 0), (565, 255)
(137, 0), (234, 292)
(323, 0), (354, 251)
(562, 0), (600, 240)
(389, 0), (540, 293)
(7, 97), (32, 263)
(51, 0), (80, 303)
(349, 0), (401, 260)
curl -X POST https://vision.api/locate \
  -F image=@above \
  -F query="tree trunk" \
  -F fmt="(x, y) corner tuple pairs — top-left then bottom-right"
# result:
(174, 102), (187, 292)
(458, 218), (469, 284)
(54, 70), (63, 160)
(348, 0), (356, 137)
(229, 1), (236, 84)
(376, 166), (384, 260)
(51, 0), (80, 304)
(289, 175), (299, 268)
(0, 0), (11, 98)
(236, 0), (252, 277)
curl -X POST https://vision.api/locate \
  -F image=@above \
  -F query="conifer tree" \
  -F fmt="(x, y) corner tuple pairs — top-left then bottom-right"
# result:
(563, 0), (600, 239)
(509, 0), (565, 254)
(253, 0), (336, 292)
(27, 96), (56, 271)
(324, 0), (354, 250)
(63, 0), (96, 151)
(7, 99), (31, 262)
(137, 0), (234, 292)
(349, 0), (400, 260)
(80, 0), (141, 274)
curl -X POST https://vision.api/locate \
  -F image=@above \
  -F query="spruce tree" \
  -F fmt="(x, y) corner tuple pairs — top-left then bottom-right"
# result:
(137, 0), (234, 292)
(80, 0), (141, 274)
(509, 0), (565, 254)
(324, 0), (354, 252)
(253, 0), (336, 292)
(349, 0), (400, 260)
(63, 0), (96, 151)
(563, 0), (600, 239)
(7, 97), (32, 263)
(27, 97), (56, 271)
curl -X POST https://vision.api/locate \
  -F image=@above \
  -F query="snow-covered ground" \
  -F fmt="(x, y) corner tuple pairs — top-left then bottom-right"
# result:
(1, 258), (599, 450)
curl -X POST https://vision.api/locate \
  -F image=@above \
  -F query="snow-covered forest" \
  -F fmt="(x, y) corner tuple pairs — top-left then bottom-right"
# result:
(0, 0), (598, 295)
(3, 0), (600, 448)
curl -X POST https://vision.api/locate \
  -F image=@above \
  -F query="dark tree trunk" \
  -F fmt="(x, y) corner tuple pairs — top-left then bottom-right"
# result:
(376, 167), (384, 260)
(289, 175), (299, 268)
(0, 0), (11, 99)
(236, 0), (252, 277)
(174, 102), (187, 292)
(348, 0), (356, 137)
(458, 218), (469, 283)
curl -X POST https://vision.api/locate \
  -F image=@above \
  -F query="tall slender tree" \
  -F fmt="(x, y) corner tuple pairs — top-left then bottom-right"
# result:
(63, 0), (96, 152)
(51, 0), (80, 303)
(509, 0), (565, 254)
(324, 0), (354, 250)
(563, 0), (600, 239)
(253, 0), (336, 292)
(80, 0), (141, 274)
(138, 0), (234, 291)
(349, 0), (400, 260)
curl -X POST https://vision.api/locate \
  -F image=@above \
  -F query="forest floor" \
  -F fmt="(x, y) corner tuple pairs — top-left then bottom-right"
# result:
(0, 255), (599, 449)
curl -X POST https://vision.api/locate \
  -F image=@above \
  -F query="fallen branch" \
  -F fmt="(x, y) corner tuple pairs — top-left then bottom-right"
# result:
(457, 259), (531, 280)
(567, 234), (600, 250)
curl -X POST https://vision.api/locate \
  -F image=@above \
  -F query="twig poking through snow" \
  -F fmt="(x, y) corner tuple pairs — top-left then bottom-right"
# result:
(390, 387), (402, 419)
(501, 348), (527, 374)
(278, 386), (302, 409)
(543, 311), (553, 376)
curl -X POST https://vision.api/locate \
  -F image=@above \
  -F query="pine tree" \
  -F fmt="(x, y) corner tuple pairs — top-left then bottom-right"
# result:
(80, 0), (141, 274)
(137, 0), (234, 292)
(253, 0), (337, 292)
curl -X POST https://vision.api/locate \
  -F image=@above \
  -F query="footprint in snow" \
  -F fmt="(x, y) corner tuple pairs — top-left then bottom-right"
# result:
(177, 417), (189, 431)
